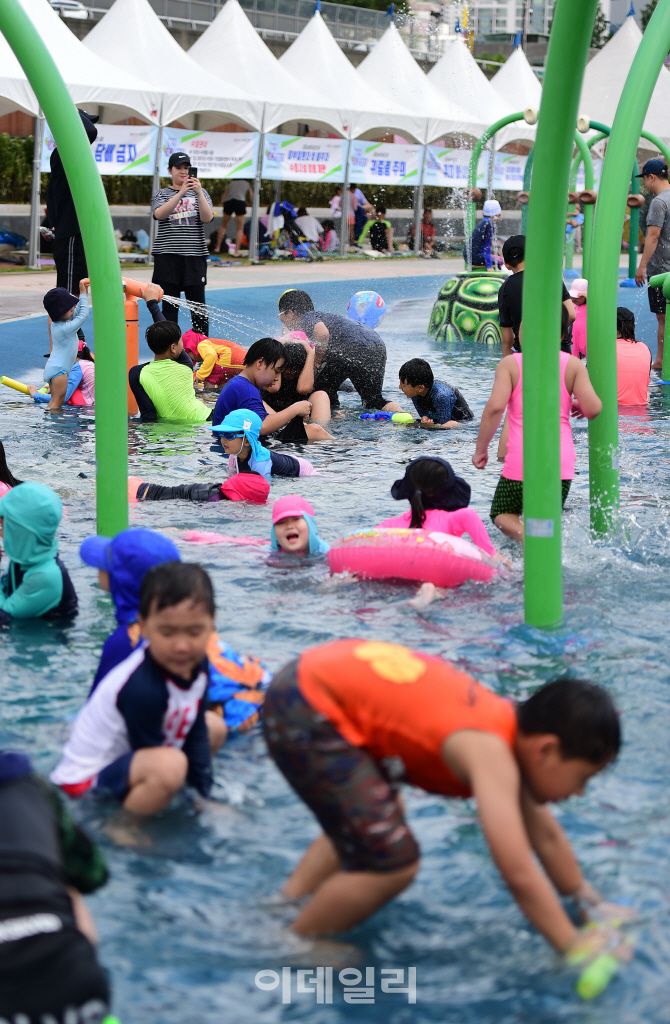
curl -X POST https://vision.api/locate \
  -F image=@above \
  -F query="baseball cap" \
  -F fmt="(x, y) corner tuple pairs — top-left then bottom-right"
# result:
(168, 151), (191, 169)
(221, 474), (269, 504)
(483, 199), (502, 217)
(502, 234), (525, 261)
(271, 494), (315, 525)
(569, 277), (588, 298)
(635, 158), (668, 178)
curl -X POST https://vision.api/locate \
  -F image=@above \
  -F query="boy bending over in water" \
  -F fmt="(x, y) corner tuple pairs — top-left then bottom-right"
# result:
(51, 562), (223, 816)
(263, 640), (631, 972)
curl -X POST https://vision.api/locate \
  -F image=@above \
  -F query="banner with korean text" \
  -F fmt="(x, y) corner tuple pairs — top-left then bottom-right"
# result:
(160, 129), (259, 179)
(349, 140), (422, 185)
(41, 123), (158, 175)
(261, 134), (344, 181)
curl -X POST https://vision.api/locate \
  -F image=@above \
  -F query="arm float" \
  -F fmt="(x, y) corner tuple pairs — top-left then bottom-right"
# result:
(0, 376), (30, 395)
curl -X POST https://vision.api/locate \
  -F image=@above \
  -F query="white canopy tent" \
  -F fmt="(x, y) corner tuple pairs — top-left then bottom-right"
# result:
(491, 47), (542, 115)
(83, 0), (263, 130)
(0, 0), (161, 123)
(580, 12), (670, 148)
(188, 0), (344, 137)
(357, 23), (487, 144)
(279, 11), (422, 142)
(428, 38), (535, 147)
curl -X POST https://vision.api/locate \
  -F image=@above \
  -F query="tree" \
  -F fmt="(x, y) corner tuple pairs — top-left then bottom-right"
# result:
(641, 0), (659, 31)
(591, 6), (610, 48)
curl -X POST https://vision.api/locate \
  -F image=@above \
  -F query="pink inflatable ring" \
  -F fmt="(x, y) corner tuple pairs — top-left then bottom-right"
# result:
(327, 528), (497, 588)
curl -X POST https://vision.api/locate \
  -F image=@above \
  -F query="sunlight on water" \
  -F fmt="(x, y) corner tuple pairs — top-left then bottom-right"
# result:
(0, 277), (669, 1023)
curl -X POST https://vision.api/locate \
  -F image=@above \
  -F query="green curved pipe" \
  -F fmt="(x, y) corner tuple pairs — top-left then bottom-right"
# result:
(465, 111), (526, 268)
(522, 0), (600, 627)
(586, 0), (670, 535)
(566, 132), (594, 274)
(521, 146), (534, 234)
(0, 0), (128, 537)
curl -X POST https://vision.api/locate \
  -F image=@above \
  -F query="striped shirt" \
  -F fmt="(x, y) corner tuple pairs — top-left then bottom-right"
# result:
(151, 186), (213, 257)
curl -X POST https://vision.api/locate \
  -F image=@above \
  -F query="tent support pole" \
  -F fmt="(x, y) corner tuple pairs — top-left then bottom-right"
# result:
(340, 136), (350, 259)
(0, 0), (127, 537)
(149, 122), (163, 256)
(413, 127), (428, 256)
(486, 132), (496, 201)
(28, 109), (44, 269)
(249, 109), (265, 265)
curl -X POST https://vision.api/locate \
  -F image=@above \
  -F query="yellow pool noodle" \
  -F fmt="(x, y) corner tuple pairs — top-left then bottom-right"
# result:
(0, 376), (30, 395)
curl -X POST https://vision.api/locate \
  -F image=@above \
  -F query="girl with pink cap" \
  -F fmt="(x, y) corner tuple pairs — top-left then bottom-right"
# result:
(271, 496), (329, 555)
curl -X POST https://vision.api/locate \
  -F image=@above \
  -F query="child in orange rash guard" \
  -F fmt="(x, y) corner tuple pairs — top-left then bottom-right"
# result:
(263, 639), (632, 973)
(181, 330), (245, 387)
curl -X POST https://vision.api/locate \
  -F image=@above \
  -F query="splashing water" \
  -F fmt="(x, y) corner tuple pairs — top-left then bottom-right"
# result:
(162, 295), (272, 340)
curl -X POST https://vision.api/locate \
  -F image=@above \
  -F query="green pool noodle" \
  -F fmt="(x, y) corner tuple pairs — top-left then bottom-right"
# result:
(103, 1017), (122, 1024)
(576, 953), (619, 999)
(391, 412), (415, 424)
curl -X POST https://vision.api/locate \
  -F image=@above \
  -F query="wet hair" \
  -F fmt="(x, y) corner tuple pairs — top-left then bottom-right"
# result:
(146, 320), (181, 355)
(0, 441), (21, 488)
(399, 357), (434, 390)
(280, 341), (308, 379)
(561, 303), (570, 340)
(408, 459), (449, 529)
(617, 306), (636, 341)
(517, 678), (621, 764)
(77, 344), (94, 362)
(139, 561), (215, 619)
(244, 337), (285, 369)
(278, 289), (314, 316)
(376, 206), (387, 215)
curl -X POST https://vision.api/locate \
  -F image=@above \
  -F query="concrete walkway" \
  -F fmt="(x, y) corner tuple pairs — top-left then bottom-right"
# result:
(0, 256), (461, 322)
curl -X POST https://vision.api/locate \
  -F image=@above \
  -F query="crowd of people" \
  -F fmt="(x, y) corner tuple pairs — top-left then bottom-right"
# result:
(2, 154), (660, 1015)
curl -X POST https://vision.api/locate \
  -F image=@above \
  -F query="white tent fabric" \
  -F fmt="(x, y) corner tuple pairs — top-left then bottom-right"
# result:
(428, 38), (535, 146)
(0, 0), (161, 123)
(358, 23), (487, 143)
(491, 47), (542, 115)
(83, 0), (262, 129)
(279, 12), (422, 141)
(580, 13), (670, 147)
(189, 0), (343, 136)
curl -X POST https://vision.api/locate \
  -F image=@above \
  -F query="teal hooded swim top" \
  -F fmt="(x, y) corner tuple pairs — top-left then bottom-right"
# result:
(0, 482), (77, 621)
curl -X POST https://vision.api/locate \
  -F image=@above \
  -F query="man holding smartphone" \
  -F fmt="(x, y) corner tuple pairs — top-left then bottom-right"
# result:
(151, 151), (214, 335)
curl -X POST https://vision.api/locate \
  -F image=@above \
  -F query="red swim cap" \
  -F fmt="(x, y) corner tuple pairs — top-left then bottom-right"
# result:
(221, 474), (269, 504)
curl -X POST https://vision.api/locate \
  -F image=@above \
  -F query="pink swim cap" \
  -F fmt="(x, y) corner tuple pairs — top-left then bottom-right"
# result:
(272, 494), (315, 524)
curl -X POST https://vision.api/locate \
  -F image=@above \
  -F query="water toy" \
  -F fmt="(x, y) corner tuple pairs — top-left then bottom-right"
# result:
(575, 954), (619, 1000)
(360, 411), (415, 423)
(428, 271), (506, 344)
(392, 412), (416, 424)
(0, 376), (30, 395)
(328, 528), (497, 588)
(347, 290), (386, 329)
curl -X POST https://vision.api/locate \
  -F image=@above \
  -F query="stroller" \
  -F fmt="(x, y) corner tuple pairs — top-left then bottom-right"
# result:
(266, 201), (323, 262)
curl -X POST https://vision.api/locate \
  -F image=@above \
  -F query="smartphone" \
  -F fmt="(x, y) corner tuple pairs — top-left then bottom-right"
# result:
(188, 166), (198, 179)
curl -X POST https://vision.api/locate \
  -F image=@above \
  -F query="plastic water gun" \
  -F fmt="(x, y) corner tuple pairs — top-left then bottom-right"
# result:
(360, 411), (415, 424)
(566, 922), (634, 999)
(0, 375), (30, 395)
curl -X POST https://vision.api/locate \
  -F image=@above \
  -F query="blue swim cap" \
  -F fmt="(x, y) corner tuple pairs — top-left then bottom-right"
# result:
(347, 290), (386, 329)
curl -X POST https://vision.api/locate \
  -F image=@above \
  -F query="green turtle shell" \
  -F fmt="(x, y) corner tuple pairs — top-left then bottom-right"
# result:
(428, 271), (507, 344)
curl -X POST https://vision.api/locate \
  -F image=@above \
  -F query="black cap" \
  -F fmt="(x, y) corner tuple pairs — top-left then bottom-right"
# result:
(502, 234), (525, 261)
(77, 109), (99, 124)
(634, 158), (668, 178)
(390, 457), (471, 512)
(168, 151), (190, 169)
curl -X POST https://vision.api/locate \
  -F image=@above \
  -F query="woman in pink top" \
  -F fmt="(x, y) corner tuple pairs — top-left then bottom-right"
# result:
(473, 309), (602, 541)
(569, 278), (588, 359)
(616, 307), (651, 406)
(376, 456), (500, 558)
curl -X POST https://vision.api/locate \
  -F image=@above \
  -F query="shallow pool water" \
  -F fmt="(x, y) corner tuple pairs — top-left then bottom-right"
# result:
(1, 274), (669, 1023)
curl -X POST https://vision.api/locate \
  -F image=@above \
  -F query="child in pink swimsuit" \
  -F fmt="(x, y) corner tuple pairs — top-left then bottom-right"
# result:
(472, 307), (602, 541)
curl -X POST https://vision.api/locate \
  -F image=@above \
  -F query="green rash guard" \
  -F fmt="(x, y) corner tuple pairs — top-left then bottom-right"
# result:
(0, 482), (64, 618)
(139, 360), (211, 424)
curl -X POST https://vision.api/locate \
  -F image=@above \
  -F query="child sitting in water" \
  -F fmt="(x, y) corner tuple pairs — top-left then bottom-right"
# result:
(42, 281), (89, 411)
(398, 358), (473, 427)
(263, 638), (632, 976)
(181, 330), (246, 388)
(0, 481), (77, 623)
(51, 562), (223, 815)
(30, 341), (95, 407)
(129, 320), (211, 424)
(271, 495), (329, 554)
(262, 334), (333, 442)
(211, 409), (317, 480)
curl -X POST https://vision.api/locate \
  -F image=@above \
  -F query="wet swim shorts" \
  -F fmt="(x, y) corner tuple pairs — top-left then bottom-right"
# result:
(263, 661), (420, 872)
(490, 476), (571, 521)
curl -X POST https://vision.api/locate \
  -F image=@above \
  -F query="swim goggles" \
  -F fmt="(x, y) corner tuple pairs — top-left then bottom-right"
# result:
(219, 430), (246, 440)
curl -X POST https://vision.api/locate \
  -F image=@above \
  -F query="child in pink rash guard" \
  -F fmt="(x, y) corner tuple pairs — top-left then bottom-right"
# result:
(376, 456), (497, 557)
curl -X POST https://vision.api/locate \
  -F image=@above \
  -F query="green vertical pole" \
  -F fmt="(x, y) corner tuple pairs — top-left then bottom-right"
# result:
(649, 272), (670, 379)
(587, 0), (670, 535)
(570, 132), (594, 278)
(466, 112), (525, 269)
(521, 146), (534, 234)
(0, 0), (127, 538)
(522, 0), (599, 629)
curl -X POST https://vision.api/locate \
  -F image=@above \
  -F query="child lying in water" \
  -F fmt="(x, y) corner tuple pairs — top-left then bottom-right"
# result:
(271, 496), (329, 554)
(211, 409), (317, 480)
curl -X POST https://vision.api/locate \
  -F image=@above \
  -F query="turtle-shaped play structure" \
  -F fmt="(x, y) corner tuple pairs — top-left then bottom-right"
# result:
(428, 270), (507, 344)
